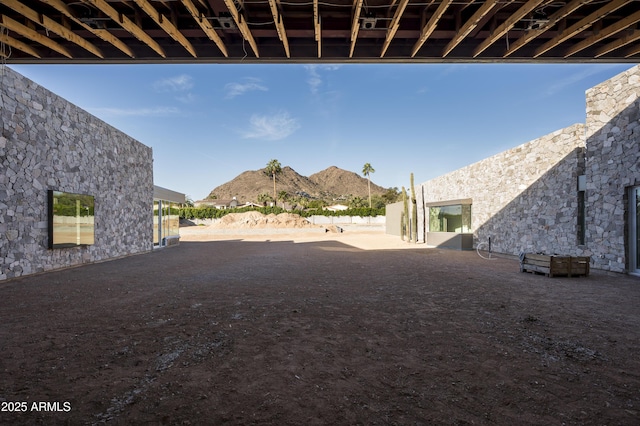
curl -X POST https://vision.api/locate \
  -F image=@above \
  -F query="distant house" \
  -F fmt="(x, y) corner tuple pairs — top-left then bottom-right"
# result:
(326, 204), (349, 212)
(194, 197), (241, 209)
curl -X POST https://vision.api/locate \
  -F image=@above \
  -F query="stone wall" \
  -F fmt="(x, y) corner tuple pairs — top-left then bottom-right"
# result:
(585, 65), (640, 273)
(417, 124), (586, 256)
(0, 66), (154, 280)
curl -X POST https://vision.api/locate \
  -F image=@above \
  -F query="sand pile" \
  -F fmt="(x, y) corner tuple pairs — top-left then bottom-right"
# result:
(209, 212), (322, 229)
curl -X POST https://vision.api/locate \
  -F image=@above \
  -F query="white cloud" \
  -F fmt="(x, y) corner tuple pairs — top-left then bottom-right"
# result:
(242, 111), (300, 141)
(90, 106), (180, 117)
(153, 74), (194, 92)
(304, 65), (341, 94)
(224, 78), (268, 99)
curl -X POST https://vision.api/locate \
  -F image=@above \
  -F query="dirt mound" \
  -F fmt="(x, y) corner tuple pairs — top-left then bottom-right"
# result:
(209, 212), (321, 229)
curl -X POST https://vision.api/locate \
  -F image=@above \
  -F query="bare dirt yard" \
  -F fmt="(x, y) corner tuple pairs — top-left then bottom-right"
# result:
(1, 227), (640, 425)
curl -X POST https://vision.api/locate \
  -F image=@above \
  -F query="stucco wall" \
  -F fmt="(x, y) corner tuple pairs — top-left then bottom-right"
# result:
(0, 66), (154, 280)
(417, 124), (586, 256)
(585, 65), (640, 273)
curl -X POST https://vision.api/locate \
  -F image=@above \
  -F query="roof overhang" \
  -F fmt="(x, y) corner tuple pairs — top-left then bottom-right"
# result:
(0, 1), (639, 64)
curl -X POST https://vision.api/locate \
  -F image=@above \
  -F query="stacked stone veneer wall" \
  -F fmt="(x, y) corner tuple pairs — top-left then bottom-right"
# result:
(417, 124), (586, 256)
(585, 65), (640, 273)
(0, 66), (153, 281)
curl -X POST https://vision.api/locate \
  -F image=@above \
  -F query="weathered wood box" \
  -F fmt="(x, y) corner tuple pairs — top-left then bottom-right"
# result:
(520, 254), (590, 277)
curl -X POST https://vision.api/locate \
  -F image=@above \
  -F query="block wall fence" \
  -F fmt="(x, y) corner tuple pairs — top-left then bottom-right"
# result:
(1, 66), (154, 281)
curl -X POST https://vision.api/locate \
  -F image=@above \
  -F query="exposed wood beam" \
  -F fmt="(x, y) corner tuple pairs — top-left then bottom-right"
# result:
(268, 0), (290, 58)
(624, 40), (640, 58)
(534, 0), (629, 58)
(222, 0), (259, 57)
(133, 0), (197, 57)
(411, 0), (452, 57)
(565, 10), (640, 58)
(180, 0), (228, 57)
(349, 0), (363, 58)
(595, 29), (640, 58)
(84, 0), (165, 57)
(40, 0), (134, 58)
(504, 0), (584, 57)
(443, 0), (498, 57)
(313, 0), (321, 58)
(0, 30), (41, 58)
(473, 0), (545, 58)
(380, 0), (410, 58)
(3, 0), (103, 58)
(0, 14), (72, 58)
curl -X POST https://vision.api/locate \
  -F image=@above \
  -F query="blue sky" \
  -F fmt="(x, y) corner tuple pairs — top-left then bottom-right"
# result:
(10, 63), (634, 201)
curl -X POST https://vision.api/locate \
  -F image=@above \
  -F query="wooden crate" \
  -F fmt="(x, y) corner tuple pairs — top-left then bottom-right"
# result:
(520, 253), (590, 277)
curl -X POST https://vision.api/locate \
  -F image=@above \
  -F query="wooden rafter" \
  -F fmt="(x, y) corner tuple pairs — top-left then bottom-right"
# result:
(534, 0), (629, 58)
(132, 0), (196, 57)
(443, 0), (498, 57)
(3, 0), (103, 58)
(380, 0), (410, 58)
(0, 14), (72, 58)
(313, 0), (321, 58)
(411, 0), (452, 57)
(222, 0), (259, 57)
(40, 0), (134, 58)
(595, 29), (640, 58)
(180, 0), (228, 57)
(0, 30), (41, 58)
(84, 0), (166, 58)
(349, 0), (363, 58)
(565, 10), (640, 58)
(473, 0), (545, 58)
(504, 0), (584, 57)
(268, 0), (290, 58)
(624, 41), (640, 58)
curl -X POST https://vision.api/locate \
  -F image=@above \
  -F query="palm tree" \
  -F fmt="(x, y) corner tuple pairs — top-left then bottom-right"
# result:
(265, 159), (282, 203)
(362, 162), (375, 208)
(278, 190), (288, 209)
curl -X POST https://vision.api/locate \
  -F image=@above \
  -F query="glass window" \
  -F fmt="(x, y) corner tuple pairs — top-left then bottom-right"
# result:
(429, 204), (472, 233)
(153, 200), (160, 245)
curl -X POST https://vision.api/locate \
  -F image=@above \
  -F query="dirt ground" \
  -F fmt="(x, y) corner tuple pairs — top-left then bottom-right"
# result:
(1, 229), (640, 425)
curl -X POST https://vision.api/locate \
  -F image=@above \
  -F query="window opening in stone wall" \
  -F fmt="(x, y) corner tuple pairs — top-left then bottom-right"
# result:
(428, 204), (472, 233)
(48, 190), (95, 249)
(577, 190), (586, 245)
(631, 186), (640, 275)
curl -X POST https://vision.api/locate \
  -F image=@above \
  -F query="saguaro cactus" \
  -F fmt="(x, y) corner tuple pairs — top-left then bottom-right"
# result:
(411, 173), (418, 243)
(402, 186), (409, 241)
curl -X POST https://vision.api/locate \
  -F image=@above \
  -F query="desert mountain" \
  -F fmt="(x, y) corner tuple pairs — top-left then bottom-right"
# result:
(205, 166), (387, 203)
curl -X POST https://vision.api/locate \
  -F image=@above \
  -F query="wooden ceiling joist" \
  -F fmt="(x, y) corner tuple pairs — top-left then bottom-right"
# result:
(133, 0), (197, 57)
(624, 42), (640, 58)
(3, 0), (103, 58)
(268, 0), (290, 58)
(473, 0), (546, 58)
(0, 30), (41, 58)
(313, 0), (321, 58)
(411, 0), (452, 57)
(349, 0), (363, 58)
(180, 0), (228, 57)
(564, 10), (640, 58)
(39, 0), (135, 58)
(533, 0), (630, 58)
(443, 0), (499, 57)
(595, 29), (640, 58)
(222, 0), (259, 58)
(380, 0), (410, 58)
(84, 0), (166, 58)
(0, 14), (72, 58)
(504, 0), (584, 57)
